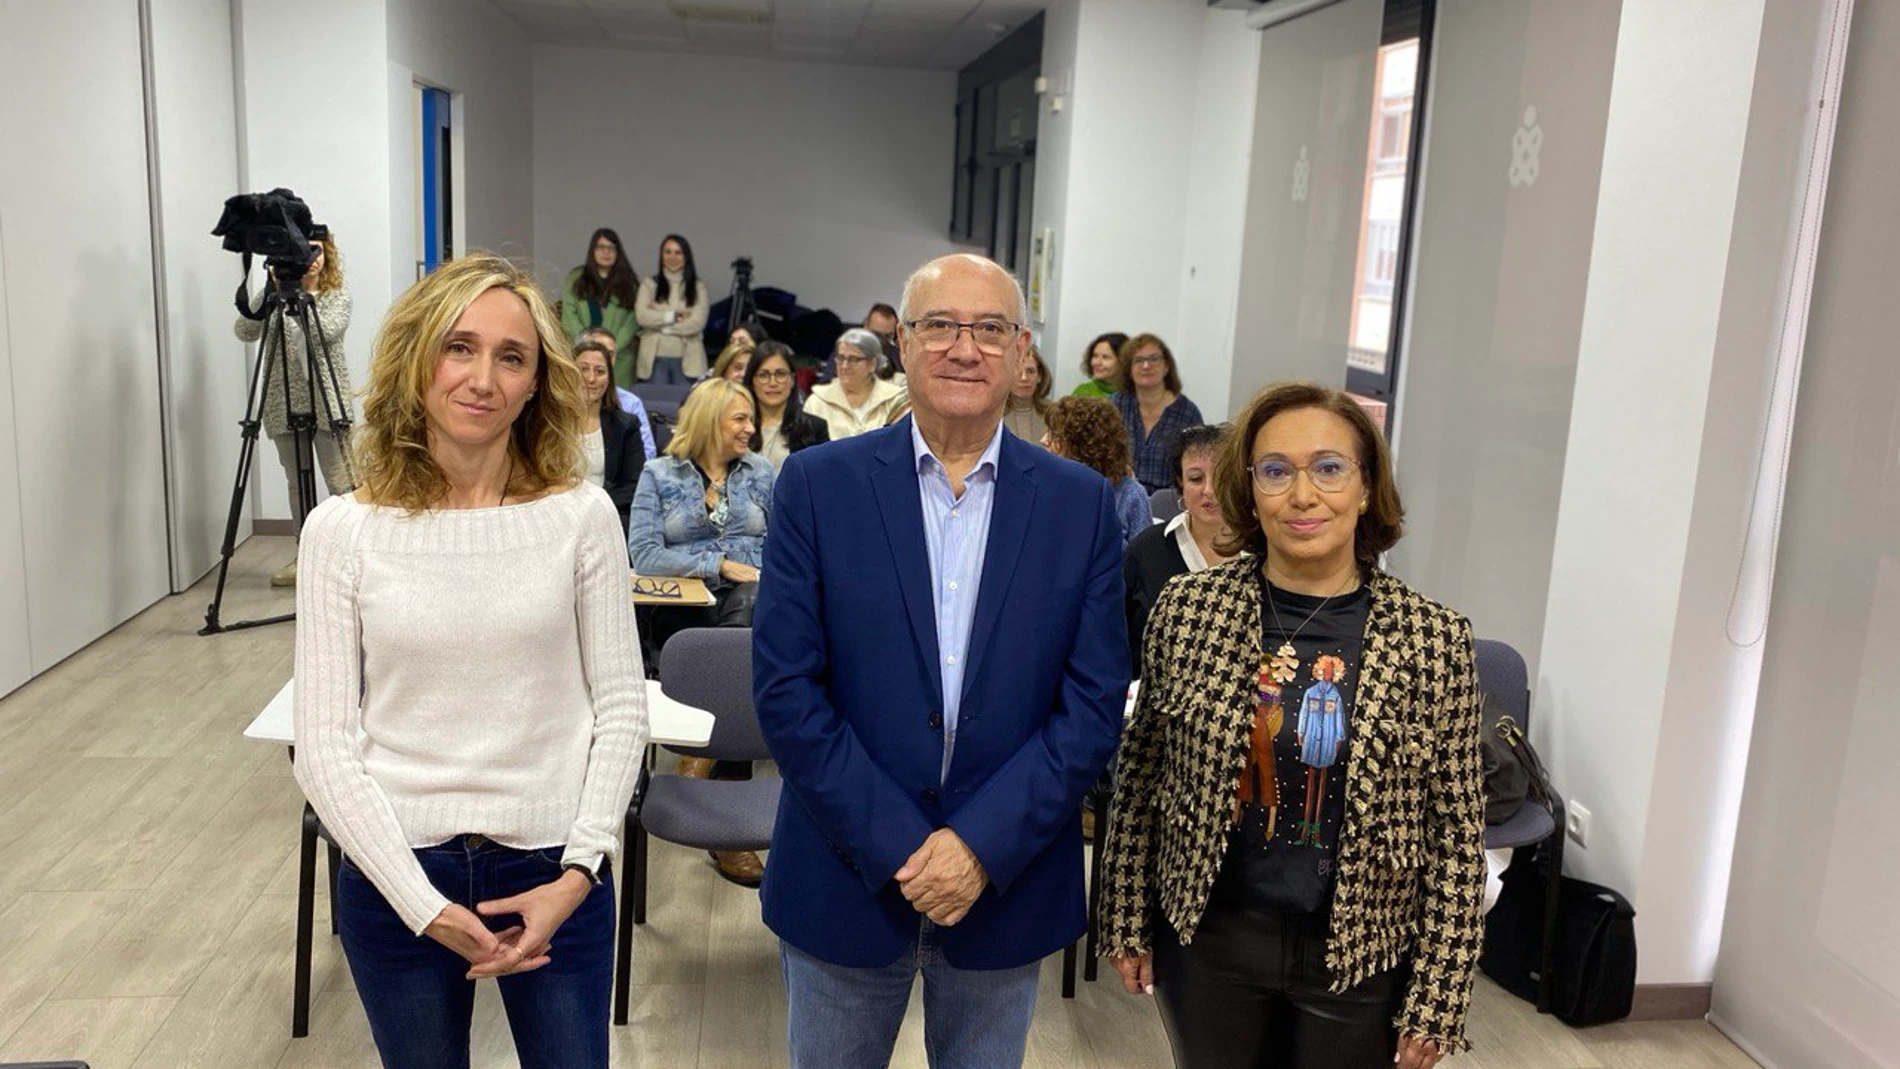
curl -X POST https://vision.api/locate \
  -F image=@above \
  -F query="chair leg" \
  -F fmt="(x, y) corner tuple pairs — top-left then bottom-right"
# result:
(615, 811), (636, 1027)
(633, 822), (649, 925)
(294, 804), (319, 1039)
(1536, 801), (1567, 1014)
(326, 841), (342, 935)
(1084, 791), (1107, 983)
(1061, 941), (1077, 999)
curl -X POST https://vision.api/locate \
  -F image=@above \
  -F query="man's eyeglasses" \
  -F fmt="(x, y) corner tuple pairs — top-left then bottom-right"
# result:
(905, 318), (1020, 354)
(1251, 456), (1360, 496)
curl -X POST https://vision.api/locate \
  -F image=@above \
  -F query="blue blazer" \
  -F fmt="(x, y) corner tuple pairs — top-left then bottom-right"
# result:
(754, 420), (1129, 970)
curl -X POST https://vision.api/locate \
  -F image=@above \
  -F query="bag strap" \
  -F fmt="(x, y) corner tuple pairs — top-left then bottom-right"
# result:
(1494, 716), (1554, 804)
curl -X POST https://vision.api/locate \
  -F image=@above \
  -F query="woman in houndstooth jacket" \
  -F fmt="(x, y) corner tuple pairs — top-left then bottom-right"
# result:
(1099, 382), (1486, 1069)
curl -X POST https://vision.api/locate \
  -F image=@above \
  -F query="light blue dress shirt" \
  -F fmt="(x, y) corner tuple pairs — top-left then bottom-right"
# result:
(912, 419), (1003, 782)
(616, 387), (658, 458)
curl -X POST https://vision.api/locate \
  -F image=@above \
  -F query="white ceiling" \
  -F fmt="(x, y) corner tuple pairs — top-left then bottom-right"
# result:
(494, 0), (1046, 71)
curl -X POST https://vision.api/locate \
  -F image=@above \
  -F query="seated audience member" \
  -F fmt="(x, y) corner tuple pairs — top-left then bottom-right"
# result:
(635, 234), (709, 385)
(803, 328), (908, 439)
(1115, 333), (1205, 493)
(629, 377), (771, 630)
(1045, 396), (1152, 546)
(1005, 345), (1053, 444)
(1123, 424), (1232, 674)
(562, 227), (640, 381)
(1072, 331), (1129, 399)
(815, 302), (902, 384)
(575, 339), (646, 535)
(297, 253), (645, 1068)
(729, 319), (767, 351)
(627, 376), (773, 887)
(578, 325), (656, 459)
(1101, 382), (1484, 1069)
(745, 341), (828, 471)
(709, 337), (755, 384)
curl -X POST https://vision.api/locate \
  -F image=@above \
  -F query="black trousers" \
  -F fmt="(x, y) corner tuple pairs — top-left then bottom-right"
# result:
(1152, 902), (1407, 1069)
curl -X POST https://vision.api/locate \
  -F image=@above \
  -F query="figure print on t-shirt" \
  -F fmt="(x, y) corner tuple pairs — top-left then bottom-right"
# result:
(1295, 655), (1347, 848)
(1235, 668), (1285, 840)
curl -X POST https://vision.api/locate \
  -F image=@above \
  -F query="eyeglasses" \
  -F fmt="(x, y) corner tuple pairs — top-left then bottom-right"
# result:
(754, 369), (792, 382)
(631, 577), (683, 599)
(1131, 353), (1167, 367)
(1251, 456), (1360, 496)
(905, 318), (1020, 354)
(834, 354), (875, 366)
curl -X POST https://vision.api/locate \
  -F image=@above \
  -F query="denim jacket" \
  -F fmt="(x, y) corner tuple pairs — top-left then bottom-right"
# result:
(627, 454), (774, 579)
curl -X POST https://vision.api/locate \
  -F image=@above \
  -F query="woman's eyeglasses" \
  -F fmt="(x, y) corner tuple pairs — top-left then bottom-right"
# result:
(754, 369), (793, 382)
(631, 577), (683, 599)
(1251, 456), (1360, 496)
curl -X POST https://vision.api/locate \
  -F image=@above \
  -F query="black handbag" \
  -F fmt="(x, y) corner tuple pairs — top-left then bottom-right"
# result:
(1480, 695), (1534, 824)
(1482, 850), (1638, 1025)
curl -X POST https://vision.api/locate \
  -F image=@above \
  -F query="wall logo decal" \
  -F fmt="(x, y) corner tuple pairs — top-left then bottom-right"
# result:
(1292, 145), (1310, 203)
(1510, 106), (1543, 188)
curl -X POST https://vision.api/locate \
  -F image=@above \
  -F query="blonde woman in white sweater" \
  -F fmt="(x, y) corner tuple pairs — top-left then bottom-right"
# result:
(294, 253), (648, 1069)
(634, 233), (709, 385)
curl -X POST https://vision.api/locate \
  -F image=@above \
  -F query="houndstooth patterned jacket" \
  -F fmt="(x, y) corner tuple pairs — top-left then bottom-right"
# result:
(1098, 561), (1487, 1053)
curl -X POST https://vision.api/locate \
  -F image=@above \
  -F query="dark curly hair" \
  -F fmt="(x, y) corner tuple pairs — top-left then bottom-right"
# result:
(1046, 395), (1134, 483)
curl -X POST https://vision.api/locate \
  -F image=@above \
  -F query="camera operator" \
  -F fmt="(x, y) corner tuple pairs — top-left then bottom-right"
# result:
(232, 231), (353, 587)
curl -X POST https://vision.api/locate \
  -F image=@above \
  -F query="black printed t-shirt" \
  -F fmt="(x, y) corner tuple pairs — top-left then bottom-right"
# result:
(1209, 580), (1371, 915)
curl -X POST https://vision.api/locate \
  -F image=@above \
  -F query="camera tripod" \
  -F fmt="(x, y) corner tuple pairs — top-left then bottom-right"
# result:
(727, 256), (757, 334)
(200, 273), (353, 635)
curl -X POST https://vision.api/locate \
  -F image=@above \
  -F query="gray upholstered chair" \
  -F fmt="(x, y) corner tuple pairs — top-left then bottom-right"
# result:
(613, 627), (779, 1026)
(1148, 487), (1183, 523)
(1476, 637), (1565, 1013)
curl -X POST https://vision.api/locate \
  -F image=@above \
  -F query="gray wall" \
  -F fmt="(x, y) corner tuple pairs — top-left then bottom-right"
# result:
(1713, 2), (1900, 1063)
(1384, 0), (1622, 673)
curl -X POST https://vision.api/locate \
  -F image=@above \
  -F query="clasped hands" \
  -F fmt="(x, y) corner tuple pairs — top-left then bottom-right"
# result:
(424, 869), (593, 980)
(894, 827), (987, 926)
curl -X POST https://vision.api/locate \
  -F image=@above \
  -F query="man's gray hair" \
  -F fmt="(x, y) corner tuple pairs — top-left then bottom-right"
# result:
(898, 254), (1027, 326)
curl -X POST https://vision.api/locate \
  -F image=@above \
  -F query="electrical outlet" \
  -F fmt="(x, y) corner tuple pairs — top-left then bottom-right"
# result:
(1566, 802), (1592, 847)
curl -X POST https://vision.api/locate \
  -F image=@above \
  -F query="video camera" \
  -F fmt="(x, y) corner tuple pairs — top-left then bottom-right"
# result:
(212, 187), (326, 282)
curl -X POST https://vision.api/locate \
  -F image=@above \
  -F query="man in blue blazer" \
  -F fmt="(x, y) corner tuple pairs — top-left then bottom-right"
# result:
(754, 254), (1128, 1068)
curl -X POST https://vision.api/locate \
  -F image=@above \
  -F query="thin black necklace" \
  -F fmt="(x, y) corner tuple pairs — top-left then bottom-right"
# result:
(1262, 567), (1359, 664)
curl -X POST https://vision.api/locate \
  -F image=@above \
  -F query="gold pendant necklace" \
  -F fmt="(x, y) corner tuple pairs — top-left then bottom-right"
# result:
(1264, 569), (1358, 683)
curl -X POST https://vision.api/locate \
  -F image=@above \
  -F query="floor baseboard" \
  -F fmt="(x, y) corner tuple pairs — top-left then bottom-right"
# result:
(1630, 983), (1712, 1021)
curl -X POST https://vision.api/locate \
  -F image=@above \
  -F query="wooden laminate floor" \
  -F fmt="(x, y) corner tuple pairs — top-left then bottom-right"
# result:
(0, 536), (1761, 1069)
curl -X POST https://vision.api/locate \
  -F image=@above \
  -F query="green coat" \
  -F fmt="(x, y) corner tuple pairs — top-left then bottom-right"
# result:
(1071, 378), (1117, 400)
(561, 266), (641, 387)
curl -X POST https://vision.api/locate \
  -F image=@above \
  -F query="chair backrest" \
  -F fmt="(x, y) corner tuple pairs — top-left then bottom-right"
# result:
(659, 627), (772, 762)
(1473, 637), (1530, 733)
(1149, 487), (1183, 522)
(631, 381), (693, 409)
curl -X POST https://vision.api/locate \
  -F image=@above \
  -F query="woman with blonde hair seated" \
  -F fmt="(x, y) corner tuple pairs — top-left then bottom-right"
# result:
(294, 253), (648, 1069)
(708, 335), (756, 384)
(627, 376), (774, 886)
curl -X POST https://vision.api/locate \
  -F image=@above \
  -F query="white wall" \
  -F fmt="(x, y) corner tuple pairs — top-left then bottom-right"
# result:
(1032, 0), (1200, 396)
(1535, 0), (1766, 984)
(387, 0), (536, 289)
(0, 0), (172, 679)
(0, 189), (27, 695)
(1168, 9), (1259, 421)
(1714, 4), (1900, 1062)
(148, 0), (246, 587)
(237, 0), (393, 522)
(531, 45), (955, 328)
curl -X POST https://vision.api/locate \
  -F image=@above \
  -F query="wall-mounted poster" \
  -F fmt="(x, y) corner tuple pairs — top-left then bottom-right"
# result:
(1029, 227), (1053, 323)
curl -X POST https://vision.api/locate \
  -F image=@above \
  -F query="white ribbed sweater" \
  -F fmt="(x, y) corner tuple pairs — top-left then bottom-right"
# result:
(292, 483), (649, 933)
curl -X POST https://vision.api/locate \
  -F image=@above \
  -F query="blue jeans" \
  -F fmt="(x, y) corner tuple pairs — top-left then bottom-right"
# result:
(779, 922), (1041, 1069)
(336, 835), (615, 1069)
(648, 356), (689, 385)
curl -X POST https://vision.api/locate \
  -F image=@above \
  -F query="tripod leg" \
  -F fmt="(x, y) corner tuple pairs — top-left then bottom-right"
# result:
(201, 302), (283, 635)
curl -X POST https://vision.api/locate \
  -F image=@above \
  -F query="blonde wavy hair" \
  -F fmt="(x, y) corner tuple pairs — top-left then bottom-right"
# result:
(310, 233), (344, 292)
(665, 378), (753, 461)
(354, 253), (584, 510)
